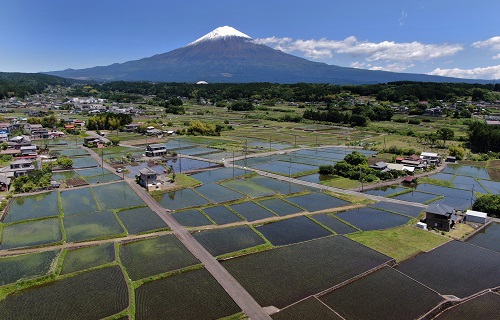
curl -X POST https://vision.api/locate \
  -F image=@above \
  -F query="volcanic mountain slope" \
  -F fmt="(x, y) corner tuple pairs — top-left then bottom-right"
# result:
(47, 26), (487, 84)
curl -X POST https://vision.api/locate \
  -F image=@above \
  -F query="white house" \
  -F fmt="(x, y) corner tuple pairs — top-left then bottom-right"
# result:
(465, 210), (488, 224)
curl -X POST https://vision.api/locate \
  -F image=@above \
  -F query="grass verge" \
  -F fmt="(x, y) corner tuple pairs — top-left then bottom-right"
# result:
(347, 225), (450, 263)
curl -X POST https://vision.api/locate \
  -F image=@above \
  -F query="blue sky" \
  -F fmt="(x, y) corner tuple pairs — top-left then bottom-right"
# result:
(1, 0), (499, 79)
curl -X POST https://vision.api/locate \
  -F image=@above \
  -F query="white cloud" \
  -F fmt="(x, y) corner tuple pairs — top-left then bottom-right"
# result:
(428, 65), (500, 79)
(255, 36), (463, 70)
(350, 61), (415, 72)
(493, 54), (500, 60)
(473, 36), (500, 50)
(399, 10), (408, 26)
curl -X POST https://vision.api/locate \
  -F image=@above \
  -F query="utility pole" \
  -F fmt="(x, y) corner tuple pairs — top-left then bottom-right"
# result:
(471, 184), (475, 207)
(359, 167), (363, 192)
(244, 140), (247, 168)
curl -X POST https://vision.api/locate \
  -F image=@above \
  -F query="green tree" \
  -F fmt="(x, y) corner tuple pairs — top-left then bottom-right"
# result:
(472, 194), (500, 218)
(436, 128), (455, 146)
(448, 145), (465, 160)
(110, 137), (120, 146)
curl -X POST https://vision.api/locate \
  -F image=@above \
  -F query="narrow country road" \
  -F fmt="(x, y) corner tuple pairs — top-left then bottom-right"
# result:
(126, 180), (272, 320)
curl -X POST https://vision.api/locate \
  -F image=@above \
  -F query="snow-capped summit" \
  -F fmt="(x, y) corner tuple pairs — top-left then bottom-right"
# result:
(188, 26), (252, 45)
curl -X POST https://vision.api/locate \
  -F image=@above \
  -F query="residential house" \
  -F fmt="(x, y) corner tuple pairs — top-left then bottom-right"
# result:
(369, 161), (388, 170)
(138, 167), (158, 189)
(420, 152), (441, 165)
(145, 144), (167, 157)
(20, 145), (38, 157)
(124, 123), (140, 132)
(425, 203), (457, 231)
(8, 159), (35, 177)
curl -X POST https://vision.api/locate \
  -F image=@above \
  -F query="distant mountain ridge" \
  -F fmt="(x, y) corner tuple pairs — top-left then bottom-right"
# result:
(46, 26), (490, 84)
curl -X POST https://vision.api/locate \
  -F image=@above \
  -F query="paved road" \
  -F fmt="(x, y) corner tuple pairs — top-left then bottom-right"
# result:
(126, 181), (272, 320)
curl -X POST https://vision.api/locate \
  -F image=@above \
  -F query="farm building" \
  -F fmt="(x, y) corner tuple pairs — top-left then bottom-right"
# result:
(465, 210), (488, 224)
(138, 167), (158, 188)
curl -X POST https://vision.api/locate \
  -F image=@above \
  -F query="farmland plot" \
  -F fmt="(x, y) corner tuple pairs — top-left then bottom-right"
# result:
(271, 297), (342, 320)
(117, 206), (169, 234)
(194, 184), (244, 203)
(61, 243), (115, 275)
(286, 193), (350, 212)
(434, 292), (500, 320)
(335, 207), (411, 231)
(4, 192), (59, 223)
(396, 241), (500, 298)
(0, 218), (62, 250)
(201, 205), (243, 225)
(255, 216), (332, 246)
(156, 188), (209, 210)
(222, 236), (392, 308)
(466, 222), (500, 253)
(229, 201), (276, 221)
(171, 209), (213, 227)
(369, 201), (424, 218)
(310, 213), (358, 234)
(0, 266), (128, 320)
(63, 211), (125, 243)
(60, 187), (99, 215)
(220, 178), (276, 198)
(135, 268), (240, 320)
(189, 167), (248, 184)
(319, 267), (443, 320)
(193, 225), (266, 257)
(257, 198), (303, 216)
(249, 176), (305, 194)
(392, 190), (440, 204)
(0, 250), (59, 285)
(120, 234), (199, 280)
(92, 182), (145, 210)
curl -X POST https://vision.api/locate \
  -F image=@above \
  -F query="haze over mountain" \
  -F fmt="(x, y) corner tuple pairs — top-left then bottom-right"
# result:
(47, 26), (489, 84)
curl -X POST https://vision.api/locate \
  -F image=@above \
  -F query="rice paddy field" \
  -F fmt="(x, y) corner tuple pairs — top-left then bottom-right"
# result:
(319, 267), (444, 320)
(222, 236), (393, 308)
(466, 222), (500, 253)
(335, 207), (412, 231)
(255, 216), (332, 246)
(192, 225), (267, 257)
(396, 240), (500, 298)
(0, 250), (59, 285)
(119, 234), (200, 281)
(1, 141), (499, 319)
(433, 292), (500, 320)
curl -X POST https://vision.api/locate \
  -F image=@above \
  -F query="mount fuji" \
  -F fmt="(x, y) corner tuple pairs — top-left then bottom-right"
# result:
(46, 26), (486, 84)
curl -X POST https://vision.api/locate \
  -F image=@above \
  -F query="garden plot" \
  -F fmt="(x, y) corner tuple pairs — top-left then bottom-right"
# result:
(335, 207), (411, 231)
(222, 236), (392, 309)
(4, 191), (59, 223)
(201, 205), (242, 225)
(257, 198), (304, 216)
(120, 234), (200, 281)
(0, 266), (128, 320)
(189, 167), (248, 184)
(392, 190), (440, 204)
(465, 222), (500, 253)
(396, 240), (500, 298)
(220, 178), (276, 198)
(70, 156), (99, 169)
(195, 184), (245, 203)
(155, 188), (209, 210)
(434, 292), (500, 320)
(286, 193), (350, 212)
(0, 250), (59, 285)
(369, 201), (424, 218)
(60, 243), (115, 275)
(92, 182), (145, 210)
(415, 184), (473, 211)
(255, 216), (332, 246)
(452, 175), (488, 194)
(135, 268), (241, 320)
(63, 211), (125, 243)
(364, 186), (408, 197)
(443, 164), (490, 179)
(249, 176), (305, 194)
(60, 187), (99, 215)
(193, 225), (266, 257)
(229, 201), (276, 221)
(117, 206), (169, 234)
(271, 297), (342, 320)
(0, 218), (62, 250)
(310, 214), (358, 234)
(319, 267), (443, 320)
(171, 209), (213, 227)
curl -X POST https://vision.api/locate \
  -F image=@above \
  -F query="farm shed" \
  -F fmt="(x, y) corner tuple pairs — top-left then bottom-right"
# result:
(465, 210), (487, 224)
